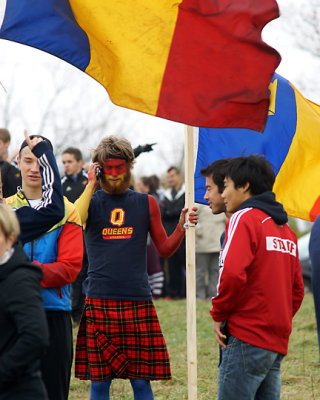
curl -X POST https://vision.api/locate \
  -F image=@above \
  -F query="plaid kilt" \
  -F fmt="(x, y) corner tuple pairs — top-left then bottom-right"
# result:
(75, 298), (171, 381)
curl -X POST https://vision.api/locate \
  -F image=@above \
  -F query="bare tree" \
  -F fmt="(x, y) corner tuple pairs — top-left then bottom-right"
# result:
(285, 0), (320, 58)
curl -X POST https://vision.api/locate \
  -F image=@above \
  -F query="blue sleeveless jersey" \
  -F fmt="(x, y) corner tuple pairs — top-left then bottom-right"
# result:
(83, 189), (151, 300)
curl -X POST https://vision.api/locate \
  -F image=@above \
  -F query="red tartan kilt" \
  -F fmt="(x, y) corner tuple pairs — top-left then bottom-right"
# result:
(75, 298), (171, 381)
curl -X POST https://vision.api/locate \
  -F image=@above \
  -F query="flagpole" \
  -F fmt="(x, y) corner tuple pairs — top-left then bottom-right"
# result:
(184, 124), (197, 400)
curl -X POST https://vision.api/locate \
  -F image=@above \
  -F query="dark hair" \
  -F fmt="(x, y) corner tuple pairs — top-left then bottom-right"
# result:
(200, 159), (231, 194)
(149, 174), (160, 191)
(225, 155), (275, 195)
(167, 166), (180, 174)
(0, 128), (10, 143)
(141, 175), (159, 193)
(141, 176), (150, 189)
(62, 147), (83, 161)
(19, 135), (53, 154)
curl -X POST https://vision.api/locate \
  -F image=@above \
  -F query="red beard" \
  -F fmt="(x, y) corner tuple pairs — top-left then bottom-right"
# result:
(100, 170), (131, 194)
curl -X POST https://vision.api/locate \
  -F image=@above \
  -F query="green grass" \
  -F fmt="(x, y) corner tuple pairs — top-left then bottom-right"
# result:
(69, 293), (319, 399)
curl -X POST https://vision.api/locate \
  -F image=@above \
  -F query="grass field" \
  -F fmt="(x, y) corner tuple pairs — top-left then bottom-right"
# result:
(69, 293), (319, 400)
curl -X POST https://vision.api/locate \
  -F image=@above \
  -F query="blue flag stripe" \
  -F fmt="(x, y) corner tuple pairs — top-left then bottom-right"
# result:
(195, 74), (297, 205)
(1, 0), (90, 70)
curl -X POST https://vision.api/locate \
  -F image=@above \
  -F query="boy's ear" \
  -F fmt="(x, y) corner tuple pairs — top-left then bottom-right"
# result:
(8, 232), (16, 247)
(242, 182), (251, 193)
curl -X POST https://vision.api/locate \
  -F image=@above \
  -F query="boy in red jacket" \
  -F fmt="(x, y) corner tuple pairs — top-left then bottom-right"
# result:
(210, 155), (304, 400)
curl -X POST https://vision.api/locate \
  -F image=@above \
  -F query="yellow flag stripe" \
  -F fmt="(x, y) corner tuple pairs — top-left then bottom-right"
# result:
(70, 0), (182, 115)
(274, 84), (320, 221)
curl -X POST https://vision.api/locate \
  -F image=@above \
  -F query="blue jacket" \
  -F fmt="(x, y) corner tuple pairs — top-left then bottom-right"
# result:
(8, 192), (83, 310)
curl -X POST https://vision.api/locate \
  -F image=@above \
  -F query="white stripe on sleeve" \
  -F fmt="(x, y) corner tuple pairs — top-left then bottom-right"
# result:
(36, 154), (54, 209)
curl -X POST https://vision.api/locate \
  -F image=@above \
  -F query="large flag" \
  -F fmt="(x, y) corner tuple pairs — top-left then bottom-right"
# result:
(0, 0), (280, 131)
(194, 73), (320, 222)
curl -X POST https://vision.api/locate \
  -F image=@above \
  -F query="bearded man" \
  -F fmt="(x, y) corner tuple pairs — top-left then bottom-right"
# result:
(74, 136), (196, 400)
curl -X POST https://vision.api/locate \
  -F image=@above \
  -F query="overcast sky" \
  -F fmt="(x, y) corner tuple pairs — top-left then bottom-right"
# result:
(0, 0), (319, 178)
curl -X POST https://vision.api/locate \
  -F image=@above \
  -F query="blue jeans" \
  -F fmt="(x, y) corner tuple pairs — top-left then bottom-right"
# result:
(218, 336), (284, 400)
(90, 379), (154, 400)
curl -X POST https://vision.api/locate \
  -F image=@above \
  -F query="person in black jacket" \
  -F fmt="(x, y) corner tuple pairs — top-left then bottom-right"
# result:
(61, 147), (88, 203)
(61, 147), (88, 324)
(0, 128), (21, 198)
(161, 166), (186, 299)
(0, 204), (49, 400)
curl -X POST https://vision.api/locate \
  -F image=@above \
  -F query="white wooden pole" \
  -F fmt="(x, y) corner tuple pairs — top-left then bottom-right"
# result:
(184, 125), (197, 400)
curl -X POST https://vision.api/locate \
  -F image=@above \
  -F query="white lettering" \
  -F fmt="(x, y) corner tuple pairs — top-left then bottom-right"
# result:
(266, 236), (296, 257)
(218, 248), (224, 268)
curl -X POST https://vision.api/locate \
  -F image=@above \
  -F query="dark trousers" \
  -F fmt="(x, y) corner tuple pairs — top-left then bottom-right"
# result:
(167, 246), (186, 298)
(71, 257), (88, 323)
(0, 373), (48, 400)
(41, 311), (73, 400)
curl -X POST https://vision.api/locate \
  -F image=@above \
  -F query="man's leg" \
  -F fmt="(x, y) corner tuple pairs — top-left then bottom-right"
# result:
(130, 379), (154, 400)
(71, 255), (88, 324)
(208, 252), (220, 298)
(167, 252), (181, 298)
(196, 253), (207, 300)
(255, 354), (284, 400)
(176, 245), (186, 298)
(41, 311), (73, 400)
(90, 380), (112, 400)
(218, 336), (281, 400)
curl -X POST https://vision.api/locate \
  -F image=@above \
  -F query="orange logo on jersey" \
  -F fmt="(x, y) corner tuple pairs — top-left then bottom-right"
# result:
(102, 208), (133, 239)
(110, 208), (125, 227)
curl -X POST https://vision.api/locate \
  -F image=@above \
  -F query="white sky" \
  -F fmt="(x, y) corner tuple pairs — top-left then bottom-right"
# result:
(0, 0), (319, 180)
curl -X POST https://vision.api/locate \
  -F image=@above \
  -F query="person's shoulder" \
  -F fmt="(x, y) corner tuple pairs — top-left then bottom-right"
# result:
(227, 208), (262, 234)
(5, 265), (42, 300)
(80, 169), (88, 180)
(4, 193), (19, 205)
(175, 184), (185, 200)
(88, 189), (107, 210)
(229, 207), (254, 223)
(310, 218), (320, 244)
(130, 189), (147, 197)
(1, 160), (16, 171)
(126, 189), (149, 203)
(6, 246), (42, 281)
(313, 214), (320, 227)
(91, 188), (105, 200)
(64, 197), (82, 226)
(61, 175), (68, 184)
(163, 188), (173, 201)
(283, 223), (298, 242)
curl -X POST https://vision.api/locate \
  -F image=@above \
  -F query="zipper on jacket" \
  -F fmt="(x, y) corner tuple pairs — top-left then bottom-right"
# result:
(30, 241), (34, 261)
